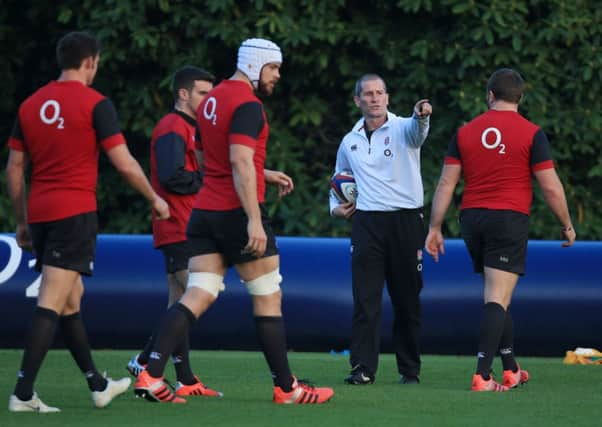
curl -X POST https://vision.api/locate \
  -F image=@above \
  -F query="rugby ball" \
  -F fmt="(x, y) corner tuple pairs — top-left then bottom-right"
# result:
(330, 170), (358, 203)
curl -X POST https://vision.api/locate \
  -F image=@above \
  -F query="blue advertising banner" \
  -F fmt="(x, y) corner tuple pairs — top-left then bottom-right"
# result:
(0, 234), (599, 355)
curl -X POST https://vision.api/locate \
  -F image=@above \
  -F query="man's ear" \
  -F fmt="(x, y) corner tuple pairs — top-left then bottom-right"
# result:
(82, 56), (95, 70)
(353, 95), (361, 108)
(178, 87), (189, 101)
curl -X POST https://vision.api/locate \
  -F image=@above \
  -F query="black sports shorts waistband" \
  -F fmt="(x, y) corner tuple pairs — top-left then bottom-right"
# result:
(356, 207), (423, 215)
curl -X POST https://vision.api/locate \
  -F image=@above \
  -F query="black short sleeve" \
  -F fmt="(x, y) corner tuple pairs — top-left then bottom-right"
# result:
(230, 102), (264, 138)
(530, 128), (553, 166)
(446, 131), (461, 160)
(10, 118), (23, 140)
(92, 98), (122, 142)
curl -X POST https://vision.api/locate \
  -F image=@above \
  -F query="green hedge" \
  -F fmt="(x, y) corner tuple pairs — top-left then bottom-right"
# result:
(1, 0), (600, 239)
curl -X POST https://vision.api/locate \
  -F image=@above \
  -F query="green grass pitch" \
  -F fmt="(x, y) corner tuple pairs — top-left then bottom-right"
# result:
(1, 350), (600, 426)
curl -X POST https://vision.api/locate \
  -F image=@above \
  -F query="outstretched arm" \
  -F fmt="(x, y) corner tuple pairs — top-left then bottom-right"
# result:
(404, 99), (432, 147)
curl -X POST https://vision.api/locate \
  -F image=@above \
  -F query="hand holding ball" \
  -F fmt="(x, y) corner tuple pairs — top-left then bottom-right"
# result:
(330, 170), (358, 203)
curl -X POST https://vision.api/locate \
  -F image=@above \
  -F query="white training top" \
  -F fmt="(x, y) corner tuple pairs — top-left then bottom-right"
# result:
(330, 111), (430, 213)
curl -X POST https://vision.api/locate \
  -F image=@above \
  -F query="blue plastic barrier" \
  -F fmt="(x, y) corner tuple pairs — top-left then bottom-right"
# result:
(0, 234), (600, 355)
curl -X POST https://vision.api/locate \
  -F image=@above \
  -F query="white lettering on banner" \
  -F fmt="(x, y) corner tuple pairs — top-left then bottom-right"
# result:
(481, 127), (505, 154)
(0, 235), (22, 285)
(39, 99), (65, 129)
(203, 97), (217, 125)
(25, 259), (41, 298)
(0, 235), (41, 297)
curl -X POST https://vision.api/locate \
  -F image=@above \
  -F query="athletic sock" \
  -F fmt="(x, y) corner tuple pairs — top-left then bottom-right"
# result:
(172, 334), (196, 385)
(147, 303), (196, 378)
(60, 312), (107, 392)
(138, 335), (155, 365)
(14, 307), (59, 401)
(476, 302), (506, 380)
(499, 308), (519, 372)
(254, 316), (293, 392)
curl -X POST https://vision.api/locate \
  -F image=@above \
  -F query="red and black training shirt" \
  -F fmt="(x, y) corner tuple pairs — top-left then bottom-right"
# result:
(445, 109), (554, 215)
(7, 80), (125, 223)
(195, 80), (268, 210)
(150, 110), (202, 247)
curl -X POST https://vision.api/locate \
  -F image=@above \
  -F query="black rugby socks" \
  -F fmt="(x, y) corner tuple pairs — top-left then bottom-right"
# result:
(60, 312), (107, 391)
(14, 306), (59, 401)
(476, 302), (506, 380)
(172, 334), (196, 385)
(138, 335), (154, 365)
(254, 316), (294, 392)
(498, 308), (519, 372)
(147, 303), (196, 378)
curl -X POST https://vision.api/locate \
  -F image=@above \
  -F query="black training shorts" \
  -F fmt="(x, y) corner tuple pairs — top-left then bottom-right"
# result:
(159, 240), (193, 274)
(186, 205), (278, 266)
(459, 208), (529, 275)
(29, 211), (98, 276)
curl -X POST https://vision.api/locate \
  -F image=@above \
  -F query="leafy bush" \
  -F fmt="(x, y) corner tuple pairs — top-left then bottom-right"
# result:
(1, 0), (600, 239)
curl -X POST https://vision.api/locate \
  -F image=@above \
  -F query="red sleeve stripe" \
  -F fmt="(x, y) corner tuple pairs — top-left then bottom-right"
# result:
(532, 160), (554, 172)
(100, 133), (126, 151)
(444, 155), (461, 165)
(7, 136), (25, 151)
(229, 133), (256, 149)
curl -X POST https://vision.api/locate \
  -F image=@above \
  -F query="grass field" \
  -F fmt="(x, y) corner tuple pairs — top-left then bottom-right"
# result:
(0, 350), (599, 427)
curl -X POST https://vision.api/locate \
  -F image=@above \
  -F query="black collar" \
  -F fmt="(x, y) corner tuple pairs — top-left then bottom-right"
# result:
(173, 109), (197, 127)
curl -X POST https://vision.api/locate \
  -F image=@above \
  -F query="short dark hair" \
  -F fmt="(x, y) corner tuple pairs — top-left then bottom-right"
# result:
(354, 74), (387, 97)
(486, 68), (524, 104)
(56, 31), (101, 70)
(172, 66), (215, 101)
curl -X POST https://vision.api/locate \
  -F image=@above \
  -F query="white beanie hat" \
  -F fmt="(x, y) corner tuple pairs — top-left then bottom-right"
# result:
(237, 38), (282, 89)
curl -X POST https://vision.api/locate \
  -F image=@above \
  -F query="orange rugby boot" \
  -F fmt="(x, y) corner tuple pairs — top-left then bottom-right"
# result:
(134, 370), (186, 403)
(503, 364), (529, 388)
(471, 373), (510, 392)
(273, 377), (334, 404)
(175, 375), (223, 397)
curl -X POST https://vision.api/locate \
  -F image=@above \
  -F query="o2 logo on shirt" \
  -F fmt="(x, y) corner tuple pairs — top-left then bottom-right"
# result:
(39, 100), (65, 129)
(203, 96), (218, 125)
(481, 127), (505, 154)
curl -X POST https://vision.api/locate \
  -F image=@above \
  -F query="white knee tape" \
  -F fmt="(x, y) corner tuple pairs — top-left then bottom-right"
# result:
(187, 272), (225, 297)
(245, 269), (282, 296)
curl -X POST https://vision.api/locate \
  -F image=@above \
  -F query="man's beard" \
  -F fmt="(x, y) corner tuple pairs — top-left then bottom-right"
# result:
(259, 80), (273, 96)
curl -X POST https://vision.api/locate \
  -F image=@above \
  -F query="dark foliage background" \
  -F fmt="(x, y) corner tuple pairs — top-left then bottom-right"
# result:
(1, 0), (600, 239)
